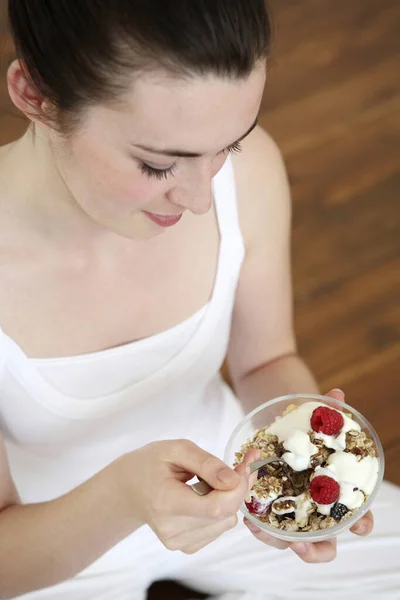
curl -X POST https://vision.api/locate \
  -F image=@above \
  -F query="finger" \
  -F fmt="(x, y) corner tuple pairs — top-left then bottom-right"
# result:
(235, 448), (261, 492)
(325, 389), (345, 403)
(239, 448), (262, 469)
(157, 513), (229, 536)
(163, 475), (248, 520)
(168, 440), (242, 492)
(171, 515), (238, 554)
(183, 533), (224, 555)
(244, 517), (289, 550)
(290, 538), (337, 563)
(350, 511), (374, 536)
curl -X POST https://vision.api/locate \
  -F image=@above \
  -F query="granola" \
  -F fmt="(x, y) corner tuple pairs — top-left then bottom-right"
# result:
(236, 401), (379, 533)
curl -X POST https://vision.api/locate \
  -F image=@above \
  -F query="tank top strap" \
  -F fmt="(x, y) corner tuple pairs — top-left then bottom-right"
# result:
(212, 156), (245, 263)
(0, 324), (8, 376)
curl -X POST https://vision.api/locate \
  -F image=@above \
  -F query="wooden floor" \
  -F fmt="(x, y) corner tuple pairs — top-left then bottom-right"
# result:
(1, 1), (399, 597)
(261, 0), (400, 488)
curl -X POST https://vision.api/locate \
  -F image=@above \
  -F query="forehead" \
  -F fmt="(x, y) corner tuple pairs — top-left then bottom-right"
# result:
(89, 64), (266, 150)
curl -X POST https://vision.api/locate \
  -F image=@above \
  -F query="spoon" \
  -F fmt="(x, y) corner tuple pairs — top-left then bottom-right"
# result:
(191, 456), (285, 496)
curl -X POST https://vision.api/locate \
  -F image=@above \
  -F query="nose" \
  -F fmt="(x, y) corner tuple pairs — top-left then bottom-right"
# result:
(167, 159), (217, 215)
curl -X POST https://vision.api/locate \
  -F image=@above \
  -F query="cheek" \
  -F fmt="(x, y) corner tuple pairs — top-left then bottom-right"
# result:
(64, 140), (163, 212)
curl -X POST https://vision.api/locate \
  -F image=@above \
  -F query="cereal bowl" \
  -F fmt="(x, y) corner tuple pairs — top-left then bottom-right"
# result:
(224, 394), (384, 543)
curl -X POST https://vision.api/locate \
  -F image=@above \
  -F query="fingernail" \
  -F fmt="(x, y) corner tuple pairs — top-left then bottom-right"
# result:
(217, 467), (239, 485)
(292, 543), (308, 554)
(331, 389), (344, 395)
(354, 525), (366, 535)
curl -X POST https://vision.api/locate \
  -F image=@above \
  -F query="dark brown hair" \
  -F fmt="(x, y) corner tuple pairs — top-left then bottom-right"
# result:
(8, 0), (271, 129)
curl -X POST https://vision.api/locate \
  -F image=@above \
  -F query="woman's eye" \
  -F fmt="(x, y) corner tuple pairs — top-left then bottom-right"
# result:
(138, 141), (242, 180)
(139, 162), (177, 180)
(222, 141), (243, 156)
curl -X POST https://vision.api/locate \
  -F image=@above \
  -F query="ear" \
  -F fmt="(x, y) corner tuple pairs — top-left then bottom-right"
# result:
(7, 59), (47, 123)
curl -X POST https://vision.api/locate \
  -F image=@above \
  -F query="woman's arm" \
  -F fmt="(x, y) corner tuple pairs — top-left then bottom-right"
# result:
(228, 126), (317, 408)
(233, 353), (319, 413)
(0, 434), (141, 599)
(0, 433), (250, 599)
(228, 127), (373, 563)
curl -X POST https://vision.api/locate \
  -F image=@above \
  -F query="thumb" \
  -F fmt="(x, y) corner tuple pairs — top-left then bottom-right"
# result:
(235, 448), (261, 475)
(235, 448), (261, 493)
(169, 440), (242, 491)
(325, 389), (345, 403)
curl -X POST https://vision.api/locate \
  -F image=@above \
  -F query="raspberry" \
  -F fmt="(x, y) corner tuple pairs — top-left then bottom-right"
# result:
(330, 502), (349, 521)
(245, 496), (269, 516)
(311, 406), (344, 436)
(310, 475), (340, 504)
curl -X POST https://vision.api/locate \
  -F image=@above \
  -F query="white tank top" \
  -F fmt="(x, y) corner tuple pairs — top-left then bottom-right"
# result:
(0, 157), (245, 503)
(31, 303), (208, 399)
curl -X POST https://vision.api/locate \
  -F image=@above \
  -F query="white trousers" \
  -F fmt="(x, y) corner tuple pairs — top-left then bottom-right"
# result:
(20, 391), (400, 600)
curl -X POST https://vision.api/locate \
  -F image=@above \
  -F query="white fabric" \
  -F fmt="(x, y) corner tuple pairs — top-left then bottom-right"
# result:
(0, 155), (399, 599)
(16, 390), (400, 600)
(31, 303), (208, 398)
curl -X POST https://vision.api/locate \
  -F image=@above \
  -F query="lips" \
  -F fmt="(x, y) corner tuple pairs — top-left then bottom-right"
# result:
(143, 211), (183, 228)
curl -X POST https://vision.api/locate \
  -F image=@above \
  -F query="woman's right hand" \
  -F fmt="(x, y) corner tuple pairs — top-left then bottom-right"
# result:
(114, 440), (250, 554)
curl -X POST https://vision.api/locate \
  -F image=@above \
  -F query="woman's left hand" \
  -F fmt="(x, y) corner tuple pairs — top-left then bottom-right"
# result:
(239, 389), (375, 563)
(244, 509), (374, 563)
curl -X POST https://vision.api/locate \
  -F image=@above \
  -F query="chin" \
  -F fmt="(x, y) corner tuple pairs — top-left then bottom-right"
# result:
(92, 212), (164, 241)
(126, 228), (164, 241)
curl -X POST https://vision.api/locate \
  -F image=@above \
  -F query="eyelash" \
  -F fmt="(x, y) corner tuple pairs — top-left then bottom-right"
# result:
(139, 163), (177, 181)
(139, 141), (243, 180)
(225, 141), (243, 155)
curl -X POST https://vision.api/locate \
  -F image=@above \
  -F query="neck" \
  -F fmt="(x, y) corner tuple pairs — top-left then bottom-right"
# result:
(1, 126), (110, 244)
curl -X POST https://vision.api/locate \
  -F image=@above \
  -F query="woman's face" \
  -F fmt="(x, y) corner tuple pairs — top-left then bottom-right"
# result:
(49, 64), (266, 239)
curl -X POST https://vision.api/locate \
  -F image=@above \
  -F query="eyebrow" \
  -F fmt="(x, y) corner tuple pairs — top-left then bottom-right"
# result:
(133, 118), (259, 158)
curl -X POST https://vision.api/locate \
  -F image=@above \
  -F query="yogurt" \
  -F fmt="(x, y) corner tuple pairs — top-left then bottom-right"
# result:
(272, 492), (313, 526)
(282, 430), (318, 472)
(312, 452), (379, 512)
(267, 402), (360, 450)
(244, 401), (379, 529)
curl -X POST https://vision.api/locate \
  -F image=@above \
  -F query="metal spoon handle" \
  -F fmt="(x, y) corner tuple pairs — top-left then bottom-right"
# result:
(191, 456), (283, 497)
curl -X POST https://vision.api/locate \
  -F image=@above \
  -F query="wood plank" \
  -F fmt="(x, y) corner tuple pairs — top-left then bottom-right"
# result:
(265, 0), (400, 111)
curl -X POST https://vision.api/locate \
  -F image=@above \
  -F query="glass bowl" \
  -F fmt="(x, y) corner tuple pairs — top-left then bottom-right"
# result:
(224, 393), (384, 543)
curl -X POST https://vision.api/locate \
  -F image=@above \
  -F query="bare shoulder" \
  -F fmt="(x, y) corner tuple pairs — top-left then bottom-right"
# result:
(231, 125), (291, 251)
(226, 127), (295, 378)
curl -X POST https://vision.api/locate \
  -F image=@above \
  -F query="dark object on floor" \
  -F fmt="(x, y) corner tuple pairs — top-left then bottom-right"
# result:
(147, 580), (207, 599)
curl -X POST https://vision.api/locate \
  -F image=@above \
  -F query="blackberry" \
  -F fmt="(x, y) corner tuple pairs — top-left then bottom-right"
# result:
(330, 502), (349, 521)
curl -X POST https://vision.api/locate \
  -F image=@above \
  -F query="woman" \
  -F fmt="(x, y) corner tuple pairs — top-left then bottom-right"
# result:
(0, 1), (399, 599)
